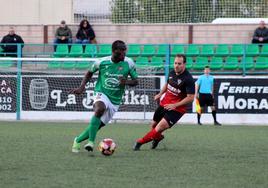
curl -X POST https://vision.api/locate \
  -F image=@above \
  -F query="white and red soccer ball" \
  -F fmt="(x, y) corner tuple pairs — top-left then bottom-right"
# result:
(98, 138), (117, 156)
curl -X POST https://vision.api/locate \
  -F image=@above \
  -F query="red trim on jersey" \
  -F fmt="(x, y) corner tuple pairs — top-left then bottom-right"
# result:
(160, 84), (187, 113)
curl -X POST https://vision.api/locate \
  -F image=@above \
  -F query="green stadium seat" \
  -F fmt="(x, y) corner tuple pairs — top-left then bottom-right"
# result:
(255, 57), (268, 69)
(62, 61), (76, 69)
(136, 56), (148, 63)
(215, 44), (229, 57)
(48, 61), (61, 69)
(260, 45), (268, 56)
(230, 44), (244, 57)
(97, 44), (111, 57)
(186, 57), (193, 69)
(210, 57), (223, 70)
(135, 56), (149, 68)
(155, 44), (168, 57)
(151, 56), (164, 68)
(169, 57), (175, 69)
(83, 44), (97, 57)
(245, 44), (259, 57)
(186, 57), (193, 63)
(150, 56), (164, 74)
(186, 44), (199, 56)
(200, 44), (214, 56)
(224, 57), (239, 70)
(239, 57), (254, 70)
(76, 61), (93, 69)
(141, 45), (156, 57)
(54, 44), (69, 57)
(69, 44), (83, 57)
(171, 44), (185, 56)
(127, 44), (141, 57)
(193, 56), (208, 70)
(0, 60), (15, 68)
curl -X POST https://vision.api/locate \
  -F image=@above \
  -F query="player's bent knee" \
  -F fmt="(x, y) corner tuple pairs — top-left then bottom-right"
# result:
(94, 109), (105, 117)
(155, 119), (170, 132)
(94, 101), (106, 117)
(94, 106), (106, 117)
(150, 121), (158, 129)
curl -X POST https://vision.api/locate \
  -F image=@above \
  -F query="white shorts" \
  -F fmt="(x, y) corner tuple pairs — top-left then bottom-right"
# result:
(93, 92), (119, 124)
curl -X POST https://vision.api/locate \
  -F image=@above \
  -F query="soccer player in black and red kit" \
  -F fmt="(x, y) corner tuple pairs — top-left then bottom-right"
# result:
(133, 54), (195, 150)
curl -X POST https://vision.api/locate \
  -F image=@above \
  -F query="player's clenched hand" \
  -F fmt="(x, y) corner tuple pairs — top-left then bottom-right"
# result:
(164, 103), (178, 110)
(69, 87), (85, 95)
(154, 93), (162, 101)
(119, 77), (126, 86)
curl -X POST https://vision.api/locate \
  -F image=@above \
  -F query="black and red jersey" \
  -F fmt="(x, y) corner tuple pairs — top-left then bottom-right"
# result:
(160, 69), (195, 113)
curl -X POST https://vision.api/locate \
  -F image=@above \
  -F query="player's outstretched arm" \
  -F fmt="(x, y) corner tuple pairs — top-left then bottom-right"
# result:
(164, 94), (195, 110)
(69, 71), (93, 95)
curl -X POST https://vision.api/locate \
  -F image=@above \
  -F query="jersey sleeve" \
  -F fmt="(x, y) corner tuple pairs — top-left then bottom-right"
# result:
(195, 76), (201, 85)
(211, 76), (214, 85)
(126, 57), (138, 79)
(88, 58), (102, 73)
(186, 75), (195, 94)
(167, 71), (173, 83)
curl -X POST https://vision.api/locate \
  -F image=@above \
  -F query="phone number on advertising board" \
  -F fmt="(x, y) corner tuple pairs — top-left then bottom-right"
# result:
(0, 97), (12, 111)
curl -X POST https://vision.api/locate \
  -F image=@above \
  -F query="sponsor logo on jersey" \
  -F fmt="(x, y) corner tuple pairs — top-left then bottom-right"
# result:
(104, 78), (120, 88)
(167, 84), (181, 95)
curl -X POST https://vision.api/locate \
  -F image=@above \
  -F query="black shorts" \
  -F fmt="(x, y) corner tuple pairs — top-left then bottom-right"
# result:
(199, 93), (214, 107)
(153, 106), (184, 127)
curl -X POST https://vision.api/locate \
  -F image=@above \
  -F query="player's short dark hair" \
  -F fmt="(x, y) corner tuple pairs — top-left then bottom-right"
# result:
(112, 40), (127, 51)
(205, 65), (210, 69)
(175, 54), (186, 63)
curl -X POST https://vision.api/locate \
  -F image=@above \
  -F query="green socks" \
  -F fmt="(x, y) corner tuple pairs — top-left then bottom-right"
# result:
(88, 116), (101, 143)
(76, 116), (101, 144)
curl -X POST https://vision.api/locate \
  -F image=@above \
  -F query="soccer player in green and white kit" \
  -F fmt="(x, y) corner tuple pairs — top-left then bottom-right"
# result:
(70, 40), (138, 153)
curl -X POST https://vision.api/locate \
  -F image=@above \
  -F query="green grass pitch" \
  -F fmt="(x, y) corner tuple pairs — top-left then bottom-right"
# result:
(0, 121), (267, 188)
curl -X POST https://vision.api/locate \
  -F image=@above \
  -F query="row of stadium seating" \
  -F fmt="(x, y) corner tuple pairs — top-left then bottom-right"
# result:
(45, 56), (267, 70)
(47, 61), (92, 69)
(0, 56), (267, 70)
(0, 44), (267, 72)
(136, 56), (267, 70)
(53, 44), (268, 58)
(176, 56), (267, 70)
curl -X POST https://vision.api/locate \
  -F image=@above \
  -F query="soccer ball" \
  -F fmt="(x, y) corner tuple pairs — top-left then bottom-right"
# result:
(98, 138), (116, 156)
